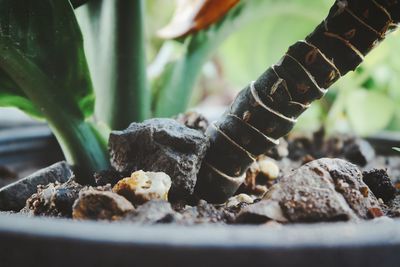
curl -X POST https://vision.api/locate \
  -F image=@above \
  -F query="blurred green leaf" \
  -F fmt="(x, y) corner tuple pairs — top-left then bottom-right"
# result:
(294, 102), (325, 133)
(153, 0), (325, 117)
(0, 0), (94, 119)
(345, 89), (395, 136)
(75, 0), (150, 129)
(219, 0), (330, 87)
(0, 69), (42, 117)
(0, 0), (108, 182)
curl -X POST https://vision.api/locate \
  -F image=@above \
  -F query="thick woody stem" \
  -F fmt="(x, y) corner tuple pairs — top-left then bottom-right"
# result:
(195, 0), (400, 203)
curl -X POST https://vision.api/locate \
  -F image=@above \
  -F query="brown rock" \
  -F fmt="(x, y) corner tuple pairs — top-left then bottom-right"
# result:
(72, 188), (134, 220)
(23, 179), (83, 217)
(238, 158), (383, 224)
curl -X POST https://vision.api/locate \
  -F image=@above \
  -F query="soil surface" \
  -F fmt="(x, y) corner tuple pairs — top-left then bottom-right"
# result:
(5, 126), (400, 226)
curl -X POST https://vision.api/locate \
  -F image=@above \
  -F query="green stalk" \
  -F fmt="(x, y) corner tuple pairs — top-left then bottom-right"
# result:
(111, 0), (150, 128)
(0, 39), (109, 184)
(153, 35), (211, 117)
(81, 0), (150, 130)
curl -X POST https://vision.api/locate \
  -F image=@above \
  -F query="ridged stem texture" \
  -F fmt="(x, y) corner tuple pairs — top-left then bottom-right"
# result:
(195, 0), (400, 203)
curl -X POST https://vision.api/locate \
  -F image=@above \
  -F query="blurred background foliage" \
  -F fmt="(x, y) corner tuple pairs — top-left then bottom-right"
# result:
(145, 0), (400, 137)
(4, 0), (396, 137)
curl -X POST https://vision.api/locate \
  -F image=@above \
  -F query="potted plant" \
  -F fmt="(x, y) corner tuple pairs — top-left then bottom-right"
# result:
(1, 0), (400, 266)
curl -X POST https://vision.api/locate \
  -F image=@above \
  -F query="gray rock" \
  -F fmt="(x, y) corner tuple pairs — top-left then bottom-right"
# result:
(178, 200), (235, 225)
(0, 162), (73, 211)
(109, 118), (209, 201)
(238, 158), (383, 223)
(123, 200), (177, 224)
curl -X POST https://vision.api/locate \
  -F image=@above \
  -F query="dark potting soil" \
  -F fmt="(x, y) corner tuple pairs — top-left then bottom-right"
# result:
(3, 128), (399, 226)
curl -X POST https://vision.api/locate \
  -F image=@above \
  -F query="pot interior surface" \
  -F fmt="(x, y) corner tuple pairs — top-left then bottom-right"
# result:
(0, 214), (400, 267)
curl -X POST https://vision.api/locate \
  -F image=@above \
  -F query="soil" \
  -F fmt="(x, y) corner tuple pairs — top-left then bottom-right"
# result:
(6, 127), (400, 226)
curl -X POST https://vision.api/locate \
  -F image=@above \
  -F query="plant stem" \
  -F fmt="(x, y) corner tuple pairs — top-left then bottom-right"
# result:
(84, 0), (150, 130)
(195, 0), (399, 203)
(153, 35), (211, 117)
(0, 39), (109, 184)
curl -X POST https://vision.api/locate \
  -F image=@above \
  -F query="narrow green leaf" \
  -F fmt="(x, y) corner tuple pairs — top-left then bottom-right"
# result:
(75, 0), (151, 129)
(153, 0), (329, 117)
(153, 2), (248, 117)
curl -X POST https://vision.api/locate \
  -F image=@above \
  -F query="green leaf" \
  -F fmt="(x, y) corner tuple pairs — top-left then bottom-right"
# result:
(393, 147), (400, 153)
(0, 0), (108, 182)
(345, 89), (395, 136)
(153, 1), (254, 117)
(153, 0), (330, 117)
(0, 0), (95, 119)
(219, 0), (329, 87)
(75, 0), (150, 129)
(0, 69), (42, 117)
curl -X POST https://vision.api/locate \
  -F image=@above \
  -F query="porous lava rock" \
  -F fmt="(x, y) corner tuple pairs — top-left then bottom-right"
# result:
(109, 118), (209, 201)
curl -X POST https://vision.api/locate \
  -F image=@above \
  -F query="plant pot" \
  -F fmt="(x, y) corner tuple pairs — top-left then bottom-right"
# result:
(0, 125), (64, 184)
(0, 126), (400, 267)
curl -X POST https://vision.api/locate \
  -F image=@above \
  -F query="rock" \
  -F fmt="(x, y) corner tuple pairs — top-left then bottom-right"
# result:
(175, 111), (209, 133)
(23, 179), (83, 217)
(123, 200), (177, 224)
(236, 163), (268, 198)
(236, 199), (288, 224)
(343, 139), (375, 166)
(179, 200), (235, 224)
(287, 136), (314, 161)
(0, 162), (73, 211)
(225, 193), (253, 208)
(362, 169), (396, 202)
(238, 158), (383, 223)
(265, 138), (289, 159)
(387, 194), (400, 217)
(237, 157), (280, 198)
(72, 188), (134, 220)
(109, 118), (209, 200)
(258, 157), (280, 180)
(324, 159), (382, 219)
(0, 166), (17, 188)
(94, 169), (125, 187)
(112, 170), (171, 205)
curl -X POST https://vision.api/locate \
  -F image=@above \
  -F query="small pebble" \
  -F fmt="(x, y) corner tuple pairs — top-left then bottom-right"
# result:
(112, 170), (171, 205)
(258, 157), (280, 180)
(225, 194), (254, 208)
